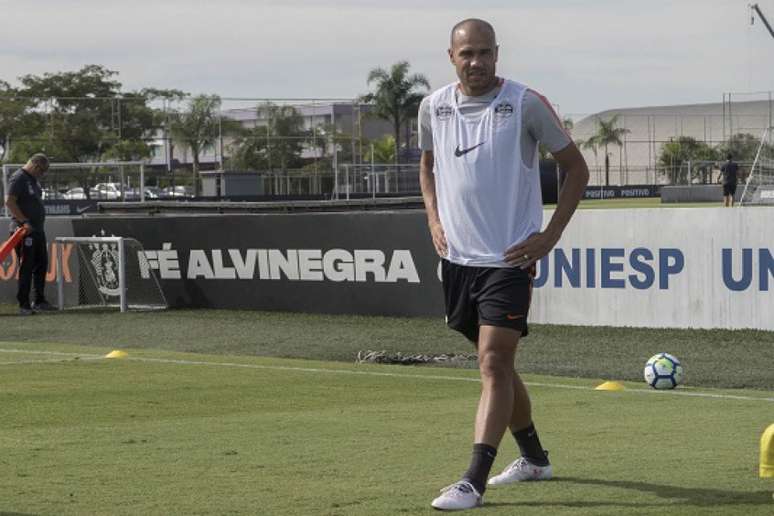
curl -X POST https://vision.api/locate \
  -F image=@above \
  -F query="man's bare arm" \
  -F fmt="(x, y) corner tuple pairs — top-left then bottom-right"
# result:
(419, 150), (447, 257)
(5, 195), (31, 231)
(504, 142), (589, 267)
(5, 195), (32, 231)
(545, 142), (590, 237)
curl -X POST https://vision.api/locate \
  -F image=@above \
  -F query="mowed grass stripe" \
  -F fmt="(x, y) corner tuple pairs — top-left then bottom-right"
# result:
(2, 306), (773, 390)
(2, 306), (772, 390)
(1, 345), (772, 404)
(0, 350), (771, 515)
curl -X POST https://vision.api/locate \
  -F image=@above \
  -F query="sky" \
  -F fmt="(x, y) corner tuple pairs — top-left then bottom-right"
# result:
(2, 0), (774, 117)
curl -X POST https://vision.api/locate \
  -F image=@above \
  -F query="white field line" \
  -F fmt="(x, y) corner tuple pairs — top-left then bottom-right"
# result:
(0, 348), (772, 403)
(0, 358), (91, 366)
(0, 348), (104, 358)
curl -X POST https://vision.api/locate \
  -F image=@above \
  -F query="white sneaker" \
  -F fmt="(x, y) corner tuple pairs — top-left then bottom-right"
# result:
(431, 480), (483, 511)
(487, 456), (553, 486)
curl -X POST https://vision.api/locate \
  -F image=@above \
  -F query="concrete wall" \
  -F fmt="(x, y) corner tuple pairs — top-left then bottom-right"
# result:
(661, 185), (742, 203)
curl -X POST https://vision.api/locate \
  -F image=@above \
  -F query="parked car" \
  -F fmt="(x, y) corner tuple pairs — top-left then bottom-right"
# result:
(161, 186), (193, 199)
(144, 186), (163, 199)
(42, 189), (65, 200)
(124, 188), (159, 201)
(63, 187), (87, 200)
(89, 183), (122, 200)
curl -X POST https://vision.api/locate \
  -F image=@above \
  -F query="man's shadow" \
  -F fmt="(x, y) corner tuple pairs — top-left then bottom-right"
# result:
(484, 476), (771, 510)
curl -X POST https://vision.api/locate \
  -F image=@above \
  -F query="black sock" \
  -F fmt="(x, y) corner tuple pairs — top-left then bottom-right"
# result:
(462, 443), (497, 495)
(512, 423), (549, 466)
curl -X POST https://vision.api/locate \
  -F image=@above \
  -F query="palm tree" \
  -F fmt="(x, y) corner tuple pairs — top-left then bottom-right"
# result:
(169, 95), (221, 196)
(362, 61), (430, 163)
(368, 135), (397, 164)
(581, 115), (630, 186)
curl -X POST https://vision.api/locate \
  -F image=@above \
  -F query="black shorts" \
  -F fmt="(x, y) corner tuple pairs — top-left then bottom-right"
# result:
(723, 183), (737, 196)
(441, 259), (534, 345)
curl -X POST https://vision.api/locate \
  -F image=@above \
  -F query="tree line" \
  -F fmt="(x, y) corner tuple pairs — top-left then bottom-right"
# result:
(4, 64), (766, 192)
(577, 114), (771, 185)
(0, 63), (431, 194)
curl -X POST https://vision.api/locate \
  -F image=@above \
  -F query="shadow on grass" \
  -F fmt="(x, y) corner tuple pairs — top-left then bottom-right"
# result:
(481, 476), (771, 510)
(494, 476), (772, 509)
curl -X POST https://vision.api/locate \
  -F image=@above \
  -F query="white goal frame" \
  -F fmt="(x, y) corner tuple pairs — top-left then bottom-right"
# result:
(55, 236), (167, 312)
(739, 126), (774, 206)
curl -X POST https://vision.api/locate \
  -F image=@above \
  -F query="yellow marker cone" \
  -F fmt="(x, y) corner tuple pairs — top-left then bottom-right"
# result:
(105, 350), (128, 359)
(760, 423), (774, 478)
(595, 381), (625, 391)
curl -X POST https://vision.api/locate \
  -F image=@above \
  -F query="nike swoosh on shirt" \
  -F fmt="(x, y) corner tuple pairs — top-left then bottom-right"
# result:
(454, 142), (485, 157)
(506, 314), (524, 320)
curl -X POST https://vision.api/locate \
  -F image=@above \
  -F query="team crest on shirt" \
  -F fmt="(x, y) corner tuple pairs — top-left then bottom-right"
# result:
(435, 104), (453, 121)
(494, 102), (514, 118)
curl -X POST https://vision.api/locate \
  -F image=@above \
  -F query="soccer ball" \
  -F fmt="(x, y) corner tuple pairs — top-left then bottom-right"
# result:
(643, 353), (684, 390)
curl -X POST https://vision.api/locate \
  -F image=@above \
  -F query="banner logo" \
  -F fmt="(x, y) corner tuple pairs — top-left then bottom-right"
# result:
(89, 231), (120, 297)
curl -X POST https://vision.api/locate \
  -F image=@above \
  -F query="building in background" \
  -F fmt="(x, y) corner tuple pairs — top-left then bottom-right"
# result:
(147, 101), (410, 170)
(570, 97), (773, 186)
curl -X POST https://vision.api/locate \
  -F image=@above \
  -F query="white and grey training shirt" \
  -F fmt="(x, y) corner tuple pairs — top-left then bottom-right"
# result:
(420, 80), (571, 266)
(419, 84), (571, 166)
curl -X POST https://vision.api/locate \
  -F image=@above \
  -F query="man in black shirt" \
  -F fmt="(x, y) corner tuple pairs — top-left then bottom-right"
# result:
(720, 154), (739, 207)
(5, 153), (56, 315)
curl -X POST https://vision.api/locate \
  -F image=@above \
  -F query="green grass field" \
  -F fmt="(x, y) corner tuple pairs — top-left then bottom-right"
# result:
(0, 342), (772, 515)
(0, 307), (770, 390)
(0, 308), (772, 515)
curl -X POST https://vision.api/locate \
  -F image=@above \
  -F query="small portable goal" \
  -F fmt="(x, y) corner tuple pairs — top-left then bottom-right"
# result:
(56, 236), (167, 312)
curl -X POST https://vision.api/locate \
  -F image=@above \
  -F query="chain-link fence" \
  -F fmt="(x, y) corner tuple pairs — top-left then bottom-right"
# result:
(4, 92), (774, 196)
(585, 162), (756, 187)
(0, 161), (196, 203)
(199, 164), (420, 199)
(566, 91), (774, 187)
(0, 94), (401, 172)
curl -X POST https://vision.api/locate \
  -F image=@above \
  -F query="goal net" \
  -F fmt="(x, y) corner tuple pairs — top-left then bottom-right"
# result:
(740, 127), (774, 205)
(56, 237), (167, 312)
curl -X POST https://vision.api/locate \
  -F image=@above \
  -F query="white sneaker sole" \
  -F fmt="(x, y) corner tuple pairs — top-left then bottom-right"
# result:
(488, 464), (553, 486)
(431, 499), (483, 511)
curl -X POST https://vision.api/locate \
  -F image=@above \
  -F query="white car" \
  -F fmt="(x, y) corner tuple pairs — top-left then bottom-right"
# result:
(42, 189), (65, 200)
(63, 187), (87, 200)
(89, 183), (122, 200)
(124, 188), (159, 201)
(162, 186), (192, 198)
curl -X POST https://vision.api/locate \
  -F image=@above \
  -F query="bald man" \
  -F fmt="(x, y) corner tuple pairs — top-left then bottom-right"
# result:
(419, 19), (589, 510)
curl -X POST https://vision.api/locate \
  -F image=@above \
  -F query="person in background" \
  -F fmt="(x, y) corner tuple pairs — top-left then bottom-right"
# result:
(719, 154), (739, 207)
(5, 153), (56, 315)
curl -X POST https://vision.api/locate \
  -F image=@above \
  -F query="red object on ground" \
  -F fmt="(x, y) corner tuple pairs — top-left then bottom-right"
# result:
(0, 226), (29, 262)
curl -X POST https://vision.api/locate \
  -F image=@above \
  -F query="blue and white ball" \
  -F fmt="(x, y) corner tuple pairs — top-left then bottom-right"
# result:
(643, 352), (685, 390)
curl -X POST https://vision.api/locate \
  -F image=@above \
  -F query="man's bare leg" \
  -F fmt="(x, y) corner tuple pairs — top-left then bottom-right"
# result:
(486, 344), (552, 487)
(473, 325), (520, 446)
(510, 372), (532, 432)
(451, 325), (519, 498)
